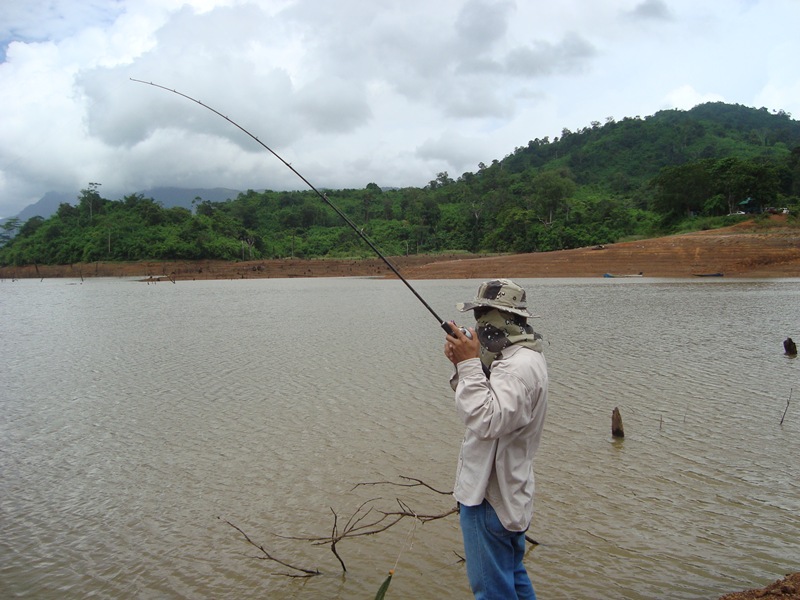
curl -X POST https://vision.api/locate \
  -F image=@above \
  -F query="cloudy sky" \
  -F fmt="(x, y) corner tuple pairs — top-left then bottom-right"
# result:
(1, 0), (798, 218)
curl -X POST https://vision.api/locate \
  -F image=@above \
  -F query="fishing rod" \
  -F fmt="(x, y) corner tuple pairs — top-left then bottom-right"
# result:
(130, 78), (469, 338)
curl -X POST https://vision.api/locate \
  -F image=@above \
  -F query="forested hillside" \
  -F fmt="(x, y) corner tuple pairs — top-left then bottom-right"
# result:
(2, 102), (799, 266)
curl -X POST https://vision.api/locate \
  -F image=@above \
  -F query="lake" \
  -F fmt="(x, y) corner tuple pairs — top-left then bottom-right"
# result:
(1, 276), (798, 599)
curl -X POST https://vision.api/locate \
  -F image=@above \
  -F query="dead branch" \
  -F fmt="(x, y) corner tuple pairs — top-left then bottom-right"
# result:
(328, 508), (345, 572)
(352, 475), (452, 496)
(781, 388), (791, 425)
(287, 495), (458, 571)
(380, 499), (459, 524)
(225, 476), (459, 574)
(220, 517), (320, 577)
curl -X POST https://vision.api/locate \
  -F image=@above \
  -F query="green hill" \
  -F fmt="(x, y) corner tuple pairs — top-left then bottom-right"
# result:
(2, 102), (799, 266)
(503, 102), (799, 185)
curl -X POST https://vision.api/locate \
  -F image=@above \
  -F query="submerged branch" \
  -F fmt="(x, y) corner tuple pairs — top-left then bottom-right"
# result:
(220, 518), (320, 577)
(780, 388), (791, 425)
(224, 476), (458, 575)
(353, 475), (453, 496)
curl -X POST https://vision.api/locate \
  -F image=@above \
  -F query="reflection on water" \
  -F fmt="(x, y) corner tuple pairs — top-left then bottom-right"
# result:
(1, 276), (798, 599)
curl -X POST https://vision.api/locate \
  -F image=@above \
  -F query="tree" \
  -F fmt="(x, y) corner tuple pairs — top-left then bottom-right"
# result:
(531, 170), (576, 224)
(362, 188), (375, 224)
(651, 161), (713, 221)
(78, 182), (103, 224)
(56, 202), (79, 221)
(710, 157), (756, 214)
(789, 146), (800, 197)
(1, 218), (21, 246)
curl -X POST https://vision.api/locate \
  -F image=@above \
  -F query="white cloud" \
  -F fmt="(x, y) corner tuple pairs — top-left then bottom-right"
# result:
(664, 84), (726, 111)
(417, 130), (485, 172)
(0, 0), (124, 46)
(504, 33), (596, 77)
(627, 0), (673, 21)
(1, 0), (799, 218)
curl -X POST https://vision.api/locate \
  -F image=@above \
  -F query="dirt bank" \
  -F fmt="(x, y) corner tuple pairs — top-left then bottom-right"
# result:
(719, 572), (800, 599)
(0, 253), (469, 282)
(2, 216), (799, 282)
(401, 215), (800, 280)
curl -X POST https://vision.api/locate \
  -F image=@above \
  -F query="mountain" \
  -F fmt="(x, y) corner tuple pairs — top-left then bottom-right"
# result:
(12, 191), (75, 223)
(5, 187), (243, 223)
(133, 187), (242, 211)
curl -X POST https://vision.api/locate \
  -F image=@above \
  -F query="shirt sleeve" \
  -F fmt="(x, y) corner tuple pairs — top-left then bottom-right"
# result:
(454, 356), (533, 440)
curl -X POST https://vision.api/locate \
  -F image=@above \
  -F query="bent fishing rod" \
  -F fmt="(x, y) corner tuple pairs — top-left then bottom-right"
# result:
(131, 78), (469, 338)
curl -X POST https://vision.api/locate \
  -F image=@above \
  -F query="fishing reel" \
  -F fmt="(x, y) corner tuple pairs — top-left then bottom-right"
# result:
(443, 322), (473, 339)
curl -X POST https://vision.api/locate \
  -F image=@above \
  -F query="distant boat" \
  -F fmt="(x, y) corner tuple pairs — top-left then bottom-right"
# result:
(692, 273), (724, 277)
(603, 273), (643, 278)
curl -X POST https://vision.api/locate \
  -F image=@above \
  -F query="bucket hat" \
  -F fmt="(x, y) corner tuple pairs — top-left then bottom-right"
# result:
(456, 279), (537, 318)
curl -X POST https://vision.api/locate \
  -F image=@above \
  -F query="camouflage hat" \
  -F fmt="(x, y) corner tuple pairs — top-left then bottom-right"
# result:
(456, 279), (537, 318)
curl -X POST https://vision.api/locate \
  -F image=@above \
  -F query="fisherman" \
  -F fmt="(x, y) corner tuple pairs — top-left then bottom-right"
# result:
(444, 279), (548, 600)
(784, 337), (797, 356)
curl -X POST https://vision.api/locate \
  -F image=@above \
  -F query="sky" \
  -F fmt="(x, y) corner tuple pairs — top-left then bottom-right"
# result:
(1, 0), (799, 219)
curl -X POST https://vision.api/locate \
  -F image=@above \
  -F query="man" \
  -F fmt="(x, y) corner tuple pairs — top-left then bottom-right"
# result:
(444, 279), (548, 600)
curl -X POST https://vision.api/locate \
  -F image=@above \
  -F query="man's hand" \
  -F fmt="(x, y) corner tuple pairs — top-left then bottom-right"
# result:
(444, 320), (480, 365)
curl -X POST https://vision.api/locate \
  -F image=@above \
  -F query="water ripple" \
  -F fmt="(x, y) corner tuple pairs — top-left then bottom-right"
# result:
(2, 277), (799, 598)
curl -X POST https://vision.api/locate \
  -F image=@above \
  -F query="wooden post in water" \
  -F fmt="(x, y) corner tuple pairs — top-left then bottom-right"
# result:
(612, 407), (624, 438)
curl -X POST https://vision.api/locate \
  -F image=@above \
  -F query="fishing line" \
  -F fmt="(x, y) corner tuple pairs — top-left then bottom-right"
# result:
(130, 78), (467, 338)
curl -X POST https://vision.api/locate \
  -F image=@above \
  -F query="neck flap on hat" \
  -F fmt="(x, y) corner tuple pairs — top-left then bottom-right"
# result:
(476, 309), (544, 372)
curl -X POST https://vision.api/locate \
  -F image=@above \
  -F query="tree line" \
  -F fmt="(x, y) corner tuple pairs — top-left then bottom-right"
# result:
(2, 102), (799, 266)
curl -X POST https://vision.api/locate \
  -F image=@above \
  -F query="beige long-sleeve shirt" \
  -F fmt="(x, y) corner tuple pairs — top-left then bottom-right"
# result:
(452, 344), (548, 531)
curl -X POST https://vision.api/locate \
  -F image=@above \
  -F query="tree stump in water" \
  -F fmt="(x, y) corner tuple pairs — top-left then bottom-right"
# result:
(784, 337), (797, 356)
(612, 407), (624, 438)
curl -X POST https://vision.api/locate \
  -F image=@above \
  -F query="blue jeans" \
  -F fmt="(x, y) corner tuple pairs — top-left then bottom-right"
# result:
(459, 500), (536, 600)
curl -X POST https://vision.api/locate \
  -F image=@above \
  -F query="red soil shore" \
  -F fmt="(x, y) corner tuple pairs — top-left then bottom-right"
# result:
(400, 215), (800, 280)
(719, 572), (800, 600)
